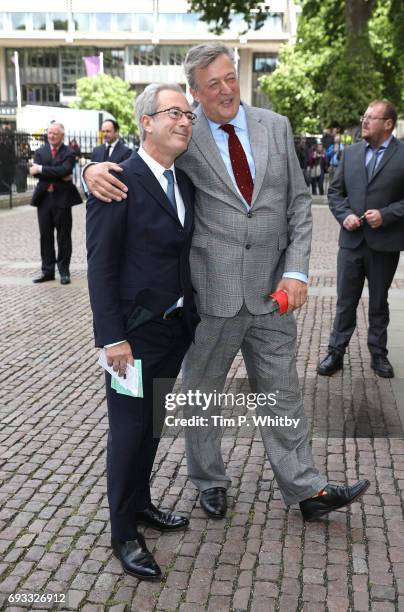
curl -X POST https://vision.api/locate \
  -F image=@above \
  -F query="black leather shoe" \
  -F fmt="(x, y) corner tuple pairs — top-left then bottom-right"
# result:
(33, 275), (54, 283)
(111, 534), (162, 580)
(200, 487), (227, 519)
(300, 480), (370, 521)
(60, 275), (71, 285)
(134, 504), (189, 531)
(317, 350), (343, 376)
(371, 355), (394, 378)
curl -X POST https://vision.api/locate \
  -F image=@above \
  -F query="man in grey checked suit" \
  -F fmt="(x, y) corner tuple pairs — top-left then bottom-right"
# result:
(83, 44), (369, 523)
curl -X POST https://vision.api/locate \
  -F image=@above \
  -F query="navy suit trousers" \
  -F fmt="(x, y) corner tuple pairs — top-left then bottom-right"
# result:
(105, 315), (190, 541)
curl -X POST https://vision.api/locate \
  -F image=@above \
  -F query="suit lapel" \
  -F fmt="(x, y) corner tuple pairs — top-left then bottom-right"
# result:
(54, 143), (65, 162)
(130, 154), (181, 225)
(244, 104), (269, 207)
(369, 137), (398, 183)
(110, 141), (121, 162)
(176, 170), (193, 233)
(357, 141), (368, 186)
(44, 143), (53, 164)
(191, 109), (242, 204)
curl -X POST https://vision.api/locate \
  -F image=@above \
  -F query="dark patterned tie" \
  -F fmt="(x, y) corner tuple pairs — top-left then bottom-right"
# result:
(366, 146), (385, 182)
(220, 123), (254, 206)
(103, 145), (111, 161)
(163, 169), (178, 215)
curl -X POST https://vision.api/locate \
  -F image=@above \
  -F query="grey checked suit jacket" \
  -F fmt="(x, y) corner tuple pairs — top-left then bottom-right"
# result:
(175, 103), (312, 317)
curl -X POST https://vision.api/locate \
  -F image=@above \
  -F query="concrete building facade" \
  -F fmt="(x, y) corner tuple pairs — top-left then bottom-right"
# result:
(0, 0), (299, 126)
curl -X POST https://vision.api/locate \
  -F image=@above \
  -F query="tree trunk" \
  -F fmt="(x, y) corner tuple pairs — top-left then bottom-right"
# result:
(345, 0), (377, 36)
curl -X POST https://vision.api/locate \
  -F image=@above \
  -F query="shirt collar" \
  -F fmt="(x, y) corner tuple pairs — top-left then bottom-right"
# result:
(206, 103), (247, 133)
(366, 134), (393, 151)
(106, 139), (119, 149)
(138, 146), (176, 182)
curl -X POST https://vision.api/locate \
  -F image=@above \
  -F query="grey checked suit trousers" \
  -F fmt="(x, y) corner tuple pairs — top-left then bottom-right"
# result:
(176, 103), (327, 505)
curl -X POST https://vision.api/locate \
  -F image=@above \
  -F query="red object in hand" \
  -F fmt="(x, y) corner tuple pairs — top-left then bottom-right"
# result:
(268, 289), (288, 314)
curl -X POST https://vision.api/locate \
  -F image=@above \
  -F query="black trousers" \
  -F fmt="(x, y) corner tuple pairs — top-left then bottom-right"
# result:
(105, 316), (191, 541)
(311, 175), (324, 195)
(37, 192), (72, 276)
(329, 243), (400, 357)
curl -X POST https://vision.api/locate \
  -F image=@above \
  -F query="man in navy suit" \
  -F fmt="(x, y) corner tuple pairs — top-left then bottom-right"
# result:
(91, 119), (131, 164)
(86, 83), (199, 580)
(30, 122), (82, 285)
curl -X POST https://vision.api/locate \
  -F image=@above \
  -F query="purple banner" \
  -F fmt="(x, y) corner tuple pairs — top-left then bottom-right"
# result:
(82, 56), (100, 77)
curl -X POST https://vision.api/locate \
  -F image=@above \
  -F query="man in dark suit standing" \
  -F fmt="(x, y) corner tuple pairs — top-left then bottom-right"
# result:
(30, 122), (82, 285)
(86, 83), (199, 580)
(91, 119), (131, 164)
(318, 100), (404, 378)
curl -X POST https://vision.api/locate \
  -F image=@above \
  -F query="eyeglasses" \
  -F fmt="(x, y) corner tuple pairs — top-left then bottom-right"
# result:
(149, 107), (197, 124)
(360, 115), (389, 122)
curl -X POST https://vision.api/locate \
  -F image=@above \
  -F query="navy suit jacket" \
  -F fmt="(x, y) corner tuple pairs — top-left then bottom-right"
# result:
(91, 140), (132, 163)
(86, 153), (199, 347)
(31, 143), (82, 208)
(329, 136), (404, 252)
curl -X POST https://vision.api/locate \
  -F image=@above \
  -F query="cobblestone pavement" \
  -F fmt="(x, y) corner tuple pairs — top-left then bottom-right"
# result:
(1, 203), (404, 612)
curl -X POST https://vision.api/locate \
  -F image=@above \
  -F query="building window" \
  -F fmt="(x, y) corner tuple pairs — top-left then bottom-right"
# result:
(130, 45), (190, 67)
(157, 13), (208, 33)
(32, 13), (47, 31)
(133, 14), (154, 32)
(252, 53), (278, 109)
(61, 47), (94, 96)
(95, 13), (113, 32)
(160, 45), (190, 66)
(11, 13), (27, 30)
(73, 13), (90, 31)
(131, 45), (159, 66)
(115, 13), (132, 32)
(102, 49), (125, 78)
(50, 13), (68, 30)
(261, 13), (284, 33)
(253, 54), (278, 74)
(22, 84), (60, 105)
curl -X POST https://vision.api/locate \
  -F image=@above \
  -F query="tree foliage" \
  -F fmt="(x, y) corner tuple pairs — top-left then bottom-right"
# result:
(258, 0), (403, 133)
(188, 0), (268, 34)
(70, 74), (137, 134)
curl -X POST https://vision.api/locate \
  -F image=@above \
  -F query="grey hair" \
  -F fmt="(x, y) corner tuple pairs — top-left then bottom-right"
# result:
(135, 82), (185, 142)
(48, 121), (65, 133)
(184, 43), (235, 90)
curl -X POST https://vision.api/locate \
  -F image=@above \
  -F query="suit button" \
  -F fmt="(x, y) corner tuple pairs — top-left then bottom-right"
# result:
(178, 228), (184, 233)
(245, 244), (251, 250)
(247, 211), (253, 218)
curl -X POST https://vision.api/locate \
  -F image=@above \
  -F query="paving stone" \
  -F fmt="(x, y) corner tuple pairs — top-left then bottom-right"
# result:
(1, 204), (404, 610)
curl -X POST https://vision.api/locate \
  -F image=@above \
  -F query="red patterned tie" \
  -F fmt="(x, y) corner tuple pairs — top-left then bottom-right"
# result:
(220, 123), (254, 206)
(48, 146), (58, 191)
